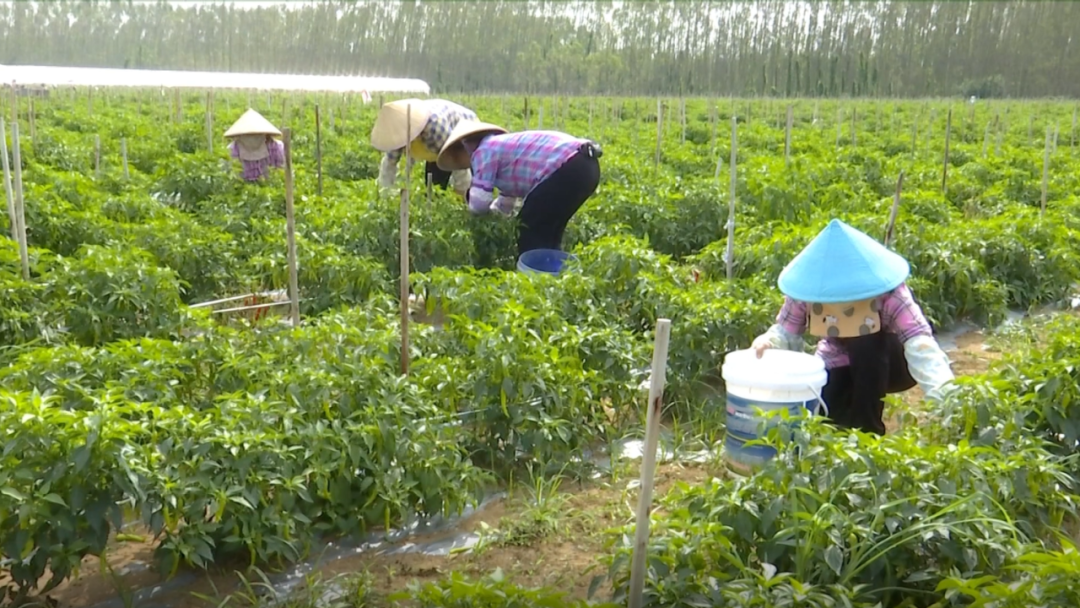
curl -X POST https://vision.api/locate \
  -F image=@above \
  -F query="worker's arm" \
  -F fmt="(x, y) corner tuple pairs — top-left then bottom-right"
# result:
(269, 140), (285, 168)
(884, 284), (957, 400)
(378, 150), (401, 188)
(465, 147), (496, 214)
(752, 297), (808, 355)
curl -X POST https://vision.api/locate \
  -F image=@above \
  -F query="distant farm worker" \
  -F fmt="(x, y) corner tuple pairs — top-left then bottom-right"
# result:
(370, 98), (477, 196)
(224, 108), (285, 182)
(435, 120), (602, 256)
(750, 219), (955, 436)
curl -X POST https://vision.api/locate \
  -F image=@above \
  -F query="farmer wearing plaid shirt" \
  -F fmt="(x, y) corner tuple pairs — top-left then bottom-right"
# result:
(224, 109), (284, 182)
(370, 98), (477, 195)
(435, 120), (602, 256)
(751, 219), (955, 435)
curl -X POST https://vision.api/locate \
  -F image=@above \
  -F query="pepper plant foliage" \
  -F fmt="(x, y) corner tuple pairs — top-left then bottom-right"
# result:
(3, 90), (1080, 604)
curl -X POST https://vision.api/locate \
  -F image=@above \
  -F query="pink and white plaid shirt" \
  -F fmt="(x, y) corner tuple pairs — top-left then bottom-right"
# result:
(775, 283), (933, 369)
(230, 139), (285, 181)
(466, 131), (587, 213)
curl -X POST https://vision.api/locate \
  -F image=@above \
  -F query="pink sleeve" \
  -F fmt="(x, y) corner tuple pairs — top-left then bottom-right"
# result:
(775, 296), (808, 335)
(881, 283), (933, 342)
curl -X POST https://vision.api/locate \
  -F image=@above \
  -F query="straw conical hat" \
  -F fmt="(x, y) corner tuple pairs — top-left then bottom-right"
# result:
(777, 219), (910, 303)
(224, 109), (282, 139)
(436, 120), (508, 171)
(370, 99), (434, 152)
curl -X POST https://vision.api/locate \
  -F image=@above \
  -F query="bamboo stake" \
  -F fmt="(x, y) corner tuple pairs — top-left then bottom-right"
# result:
(121, 138), (129, 180)
(282, 129), (300, 327)
(941, 107), (952, 195)
(538, 103), (544, 129)
(982, 122), (990, 158)
(626, 318), (672, 608)
(94, 135), (101, 178)
(205, 91), (213, 154)
(884, 171), (904, 247)
(2, 119), (18, 247)
(726, 116), (737, 281)
(315, 104), (323, 196)
(836, 107), (842, 148)
(709, 103), (717, 155)
(400, 104), (412, 376)
(654, 98), (662, 169)
(911, 114), (918, 158)
(851, 108), (857, 148)
(1041, 127), (1050, 217)
(11, 121), (28, 279)
(680, 98), (686, 144)
(1052, 125), (1059, 154)
(1071, 106), (1077, 150)
(28, 98), (35, 150)
(784, 104), (793, 167)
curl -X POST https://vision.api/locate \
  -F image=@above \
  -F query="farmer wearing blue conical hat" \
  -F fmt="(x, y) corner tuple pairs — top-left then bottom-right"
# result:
(751, 219), (955, 435)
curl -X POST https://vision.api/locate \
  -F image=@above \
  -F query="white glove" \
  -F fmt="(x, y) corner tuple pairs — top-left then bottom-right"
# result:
(491, 195), (517, 216)
(449, 169), (472, 194)
(378, 156), (397, 188)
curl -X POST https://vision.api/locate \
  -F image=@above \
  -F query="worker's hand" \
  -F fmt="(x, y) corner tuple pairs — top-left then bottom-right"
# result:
(491, 195), (516, 216)
(751, 335), (775, 359)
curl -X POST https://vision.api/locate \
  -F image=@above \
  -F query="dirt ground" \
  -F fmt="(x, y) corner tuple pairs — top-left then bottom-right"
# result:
(24, 329), (998, 608)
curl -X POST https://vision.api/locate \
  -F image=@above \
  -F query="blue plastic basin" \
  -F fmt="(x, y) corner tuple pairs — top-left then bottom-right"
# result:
(517, 249), (577, 275)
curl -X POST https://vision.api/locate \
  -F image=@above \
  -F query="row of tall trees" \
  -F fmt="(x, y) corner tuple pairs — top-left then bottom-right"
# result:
(0, 0), (1075, 98)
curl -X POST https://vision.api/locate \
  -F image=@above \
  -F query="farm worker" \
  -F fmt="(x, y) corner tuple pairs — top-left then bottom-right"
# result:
(224, 108), (285, 182)
(435, 120), (602, 256)
(370, 98), (477, 196)
(750, 219), (955, 436)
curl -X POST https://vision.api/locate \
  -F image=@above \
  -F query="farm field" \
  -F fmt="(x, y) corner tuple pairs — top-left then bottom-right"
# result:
(2, 90), (1080, 607)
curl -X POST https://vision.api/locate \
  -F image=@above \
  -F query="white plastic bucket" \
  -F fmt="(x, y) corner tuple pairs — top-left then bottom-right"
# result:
(720, 348), (828, 474)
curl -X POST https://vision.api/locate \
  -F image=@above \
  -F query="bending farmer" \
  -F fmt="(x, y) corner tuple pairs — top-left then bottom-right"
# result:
(436, 120), (602, 256)
(751, 219), (955, 435)
(224, 109), (284, 182)
(370, 98), (477, 196)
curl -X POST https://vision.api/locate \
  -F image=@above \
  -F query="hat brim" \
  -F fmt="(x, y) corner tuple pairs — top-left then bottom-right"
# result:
(224, 109), (282, 138)
(777, 219), (911, 303)
(435, 120), (507, 171)
(370, 100), (433, 152)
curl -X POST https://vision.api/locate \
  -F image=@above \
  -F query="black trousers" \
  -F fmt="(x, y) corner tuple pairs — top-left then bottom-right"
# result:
(820, 331), (917, 436)
(516, 143), (602, 256)
(425, 161), (452, 190)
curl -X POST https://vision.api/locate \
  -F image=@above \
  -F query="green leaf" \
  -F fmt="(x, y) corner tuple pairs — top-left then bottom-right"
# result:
(824, 545), (843, 576)
(1, 487), (27, 502)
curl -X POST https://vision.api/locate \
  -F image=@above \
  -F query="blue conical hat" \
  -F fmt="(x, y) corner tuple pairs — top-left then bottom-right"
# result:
(777, 219), (910, 303)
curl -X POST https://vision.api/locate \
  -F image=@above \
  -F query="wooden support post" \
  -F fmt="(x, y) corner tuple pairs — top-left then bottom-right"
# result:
(282, 129), (301, 327)
(400, 104), (413, 376)
(28, 98), (35, 151)
(94, 135), (101, 178)
(982, 122), (990, 158)
(315, 104), (323, 196)
(884, 171), (904, 247)
(11, 121), (28, 279)
(626, 318), (672, 608)
(205, 91), (214, 154)
(784, 104), (793, 167)
(2, 119), (20, 256)
(1041, 127), (1051, 217)
(654, 98), (662, 170)
(941, 108), (952, 195)
(851, 107), (857, 148)
(680, 98), (686, 144)
(121, 138), (129, 180)
(726, 116), (737, 280)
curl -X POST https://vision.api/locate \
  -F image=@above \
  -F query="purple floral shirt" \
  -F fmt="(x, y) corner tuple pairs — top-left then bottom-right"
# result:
(775, 283), (934, 369)
(230, 139), (285, 181)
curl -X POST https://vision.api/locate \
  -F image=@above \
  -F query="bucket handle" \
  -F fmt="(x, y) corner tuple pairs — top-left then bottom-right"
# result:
(806, 384), (830, 417)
